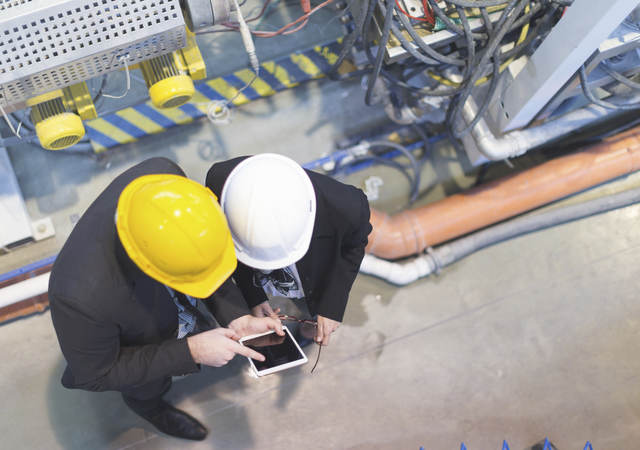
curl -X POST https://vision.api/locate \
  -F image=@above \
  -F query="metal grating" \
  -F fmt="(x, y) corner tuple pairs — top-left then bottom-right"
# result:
(0, 0), (35, 11)
(0, 0), (186, 108)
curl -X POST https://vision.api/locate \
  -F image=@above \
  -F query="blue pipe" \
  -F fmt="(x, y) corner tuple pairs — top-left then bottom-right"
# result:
(302, 134), (446, 174)
(0, 254), (57, 284)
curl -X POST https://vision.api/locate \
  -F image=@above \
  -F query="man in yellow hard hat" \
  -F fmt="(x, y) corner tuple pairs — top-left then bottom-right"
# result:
(49, 157), (283, 441)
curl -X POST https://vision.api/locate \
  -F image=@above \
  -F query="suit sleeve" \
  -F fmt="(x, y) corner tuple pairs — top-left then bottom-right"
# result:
(316, 189), (372, 322)
(202, 277), (251, 326)
(50, 295), (199, 392)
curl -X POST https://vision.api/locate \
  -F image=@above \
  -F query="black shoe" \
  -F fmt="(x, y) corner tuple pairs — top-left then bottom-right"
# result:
(135, 401), (208, 441)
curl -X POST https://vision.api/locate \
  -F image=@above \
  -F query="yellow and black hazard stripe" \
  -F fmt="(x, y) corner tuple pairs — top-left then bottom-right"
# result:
(86, 41), (348, 152)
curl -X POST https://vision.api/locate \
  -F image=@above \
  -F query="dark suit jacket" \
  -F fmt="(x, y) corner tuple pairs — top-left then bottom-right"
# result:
(49, 157), (250, 393)
(206, 156), (372, 322)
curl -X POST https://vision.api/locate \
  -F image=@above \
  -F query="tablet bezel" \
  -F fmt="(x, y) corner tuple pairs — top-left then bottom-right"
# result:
(239, 325), (308, 376)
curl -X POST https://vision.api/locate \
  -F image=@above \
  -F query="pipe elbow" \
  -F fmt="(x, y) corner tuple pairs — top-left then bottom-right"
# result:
(366, 208), (423, 259)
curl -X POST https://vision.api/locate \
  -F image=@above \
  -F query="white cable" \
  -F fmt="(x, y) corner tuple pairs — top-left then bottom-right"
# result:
(0, 103), (21, 138)
(103, 54), (132, 99)
(232, 0), (260, 74)
(203, 1), (260, 126)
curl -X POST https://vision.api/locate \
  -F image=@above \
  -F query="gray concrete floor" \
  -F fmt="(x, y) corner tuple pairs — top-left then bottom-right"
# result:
(3, 4), (640, 449)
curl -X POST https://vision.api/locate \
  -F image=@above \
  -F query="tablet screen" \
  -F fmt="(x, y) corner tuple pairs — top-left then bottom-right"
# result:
(242, 330), (305, 372)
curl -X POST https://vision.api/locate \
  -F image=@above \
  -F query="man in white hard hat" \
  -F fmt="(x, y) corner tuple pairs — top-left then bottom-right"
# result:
(205, 154), (372, 346)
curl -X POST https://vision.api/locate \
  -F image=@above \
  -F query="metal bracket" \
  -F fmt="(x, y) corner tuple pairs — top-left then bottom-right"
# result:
(489, 0), (640, 133)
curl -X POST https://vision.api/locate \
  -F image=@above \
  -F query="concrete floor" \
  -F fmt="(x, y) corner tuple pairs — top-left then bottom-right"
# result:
(3, 5), (640, 449)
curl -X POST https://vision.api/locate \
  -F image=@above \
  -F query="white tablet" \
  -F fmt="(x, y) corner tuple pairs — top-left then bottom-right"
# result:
(239, 325), (308, 376)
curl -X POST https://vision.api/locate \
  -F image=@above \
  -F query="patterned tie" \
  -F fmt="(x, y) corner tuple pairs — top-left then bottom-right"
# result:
(174, 291), (216, 330)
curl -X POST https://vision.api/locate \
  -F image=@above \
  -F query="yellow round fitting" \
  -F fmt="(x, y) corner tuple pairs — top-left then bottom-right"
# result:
(35, 112), (85, 150)
(148, 75), (195, 109)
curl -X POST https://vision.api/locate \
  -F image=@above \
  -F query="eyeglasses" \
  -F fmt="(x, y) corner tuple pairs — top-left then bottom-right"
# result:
(278, 314), (317, 326)
(277, 314), (321, 373)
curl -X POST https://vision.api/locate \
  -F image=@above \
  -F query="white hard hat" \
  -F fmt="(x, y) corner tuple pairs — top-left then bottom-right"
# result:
(220, 153), (316, 270)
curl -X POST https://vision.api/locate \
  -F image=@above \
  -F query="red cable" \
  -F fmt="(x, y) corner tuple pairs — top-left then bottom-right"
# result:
(395, 0), (435, 24)
(222, 0), (334, 38)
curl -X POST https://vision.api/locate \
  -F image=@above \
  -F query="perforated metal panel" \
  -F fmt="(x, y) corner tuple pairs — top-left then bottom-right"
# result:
(0, 0), (186, 108)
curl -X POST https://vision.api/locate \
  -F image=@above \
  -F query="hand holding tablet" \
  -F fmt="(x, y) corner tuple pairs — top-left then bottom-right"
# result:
(239, 325), (308, 376)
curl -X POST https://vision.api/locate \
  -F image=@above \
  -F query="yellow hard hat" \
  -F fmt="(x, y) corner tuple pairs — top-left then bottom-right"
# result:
(116, 174), (236, 298)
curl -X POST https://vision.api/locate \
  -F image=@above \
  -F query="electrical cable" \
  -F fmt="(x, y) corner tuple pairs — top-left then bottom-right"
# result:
(327, 0), (371, 79)
(579, 64), (640, 111)
(205, 0), (261, 125)
(395, 6), (467, 66)
(601, 63), (640, 91)
(446, 0), (526, 138)
(219, 0), (336, 37)
(365, 0), (395, 106)
(102, 55), (132, 99)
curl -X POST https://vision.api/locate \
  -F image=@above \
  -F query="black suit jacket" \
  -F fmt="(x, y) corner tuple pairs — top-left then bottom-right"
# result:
(206, 156), (372, 322)
(49, 157), (250, 393)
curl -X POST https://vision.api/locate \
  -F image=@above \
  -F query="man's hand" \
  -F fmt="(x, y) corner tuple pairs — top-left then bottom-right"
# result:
(228, 314), (284, 338)
(316, 315), (340, 346)
(251, 301), (280, 319)
(187, 328), (265, 366)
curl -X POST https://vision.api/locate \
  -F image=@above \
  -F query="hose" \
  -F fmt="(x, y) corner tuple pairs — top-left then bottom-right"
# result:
(361, 184), (640, 285)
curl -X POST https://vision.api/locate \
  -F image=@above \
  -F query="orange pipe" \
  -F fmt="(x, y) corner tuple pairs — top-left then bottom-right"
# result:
(366, 127), (640, 259)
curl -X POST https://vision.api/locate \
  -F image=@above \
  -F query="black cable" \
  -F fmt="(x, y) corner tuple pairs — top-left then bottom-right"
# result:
(444, 0), (518, 7)
(445, 0), (525, 138)
(364, 0), (395, 106)
(327, 0), (371, 79)
(578, 64), (640, 111)
(368, 140), (421, 203)
(394, 5), (466, 66)
(427, 0), (485, 40)
(601, 63), (640, 91)
(389, 20), (442, 66)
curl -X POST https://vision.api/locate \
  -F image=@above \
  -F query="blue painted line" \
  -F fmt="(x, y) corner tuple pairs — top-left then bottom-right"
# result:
(0, 254), (57, 283)
(102, 115), (147, 138)
(277, 58), (311, 83)
(195, 83), (226, 101)
(85, 126), (120, 148)
(256, 69), (287, 92)
(178, 103), (204, 119)
(223, 74), (261, 101)
(134, 104), (177, 128)
(305, 50), (332, 72)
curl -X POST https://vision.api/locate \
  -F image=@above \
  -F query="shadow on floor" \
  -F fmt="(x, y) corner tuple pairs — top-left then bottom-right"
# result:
(46, 335), (308, 449)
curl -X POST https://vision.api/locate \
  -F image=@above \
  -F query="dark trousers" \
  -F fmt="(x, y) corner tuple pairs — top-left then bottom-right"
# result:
(122, 377), (172, 416)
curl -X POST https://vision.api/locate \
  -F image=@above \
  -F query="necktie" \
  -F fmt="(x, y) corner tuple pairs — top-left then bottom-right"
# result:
(174, 291), (216, 330)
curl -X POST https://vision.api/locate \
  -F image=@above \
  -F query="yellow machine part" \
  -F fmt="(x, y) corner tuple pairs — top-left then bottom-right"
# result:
(178, 28), (207, 81)
(28, 81), (97, 150)
(34, 111), (85, 151)
(25, 90), (63, 107)
(63, 82), (97, 120)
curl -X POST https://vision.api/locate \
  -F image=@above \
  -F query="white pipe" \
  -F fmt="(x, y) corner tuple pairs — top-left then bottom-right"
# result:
(464, 93), (640, 161)
(359, 253), (436, 285)
(0, 272), (50, 309)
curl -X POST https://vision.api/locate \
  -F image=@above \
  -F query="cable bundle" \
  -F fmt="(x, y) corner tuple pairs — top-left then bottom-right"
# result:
(330, 0), (571, 139)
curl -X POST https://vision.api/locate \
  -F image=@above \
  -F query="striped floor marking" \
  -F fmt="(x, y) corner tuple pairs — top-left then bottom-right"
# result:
(86, 41), (353, 152)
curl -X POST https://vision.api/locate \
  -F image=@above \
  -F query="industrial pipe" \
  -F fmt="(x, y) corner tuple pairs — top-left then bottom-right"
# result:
(361, 184), (640, 285)
(0, 272), (50, 309)
(366, 126), (640, 259)
(463, 93), (640, 161)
